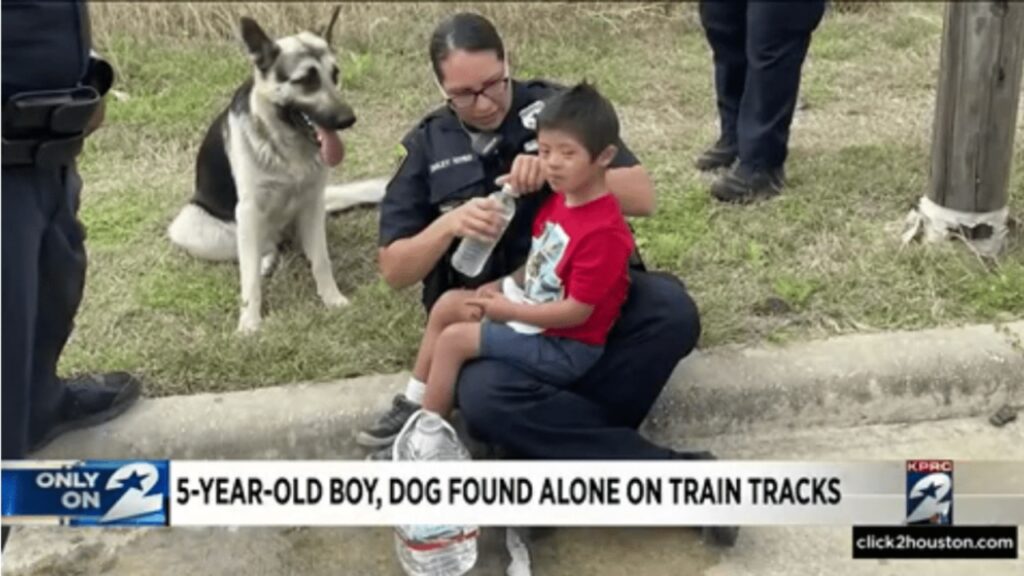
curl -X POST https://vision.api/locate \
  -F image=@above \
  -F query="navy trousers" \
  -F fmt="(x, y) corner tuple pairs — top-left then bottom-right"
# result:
(457, 270), (701, 460)
(699, 0), (826, 171)
(1, 164), (86, 460)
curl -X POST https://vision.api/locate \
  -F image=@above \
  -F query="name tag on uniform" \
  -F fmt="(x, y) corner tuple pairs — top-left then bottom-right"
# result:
(429, 158), (450, 173)
(430, 153), (474, 174)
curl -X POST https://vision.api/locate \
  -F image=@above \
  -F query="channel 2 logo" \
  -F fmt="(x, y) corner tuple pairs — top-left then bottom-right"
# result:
(905, 460), (953, 525)
(98, 462), (166, 523)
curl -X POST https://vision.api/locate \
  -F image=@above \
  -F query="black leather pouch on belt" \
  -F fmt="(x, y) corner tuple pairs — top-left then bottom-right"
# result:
(2, 86), (101, 168)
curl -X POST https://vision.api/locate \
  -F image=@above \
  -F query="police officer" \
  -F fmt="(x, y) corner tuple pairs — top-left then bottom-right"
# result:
(2, 0), (142, 548)
(696, 0), (826, 204)
(362, 12), (735, 545)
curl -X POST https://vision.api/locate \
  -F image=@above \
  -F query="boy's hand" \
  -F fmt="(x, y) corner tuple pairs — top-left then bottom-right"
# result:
(496, 154), (545, 195)
(468, 293), (519, 323)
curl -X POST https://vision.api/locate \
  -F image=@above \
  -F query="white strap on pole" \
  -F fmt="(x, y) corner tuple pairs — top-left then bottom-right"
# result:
(902, 195), (1009, 257)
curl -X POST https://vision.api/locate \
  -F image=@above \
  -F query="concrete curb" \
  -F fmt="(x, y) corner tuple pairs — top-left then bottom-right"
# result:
(37, 322), (1024, 460)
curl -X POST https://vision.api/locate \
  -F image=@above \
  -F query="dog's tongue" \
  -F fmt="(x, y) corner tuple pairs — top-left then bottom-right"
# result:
(316, 127), (344, 167)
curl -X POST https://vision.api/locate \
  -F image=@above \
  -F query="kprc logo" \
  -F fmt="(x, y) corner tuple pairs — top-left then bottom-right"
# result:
(905, 460), (953, 525)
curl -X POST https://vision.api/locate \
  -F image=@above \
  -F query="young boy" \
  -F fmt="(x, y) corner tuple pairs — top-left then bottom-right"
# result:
(358, 82), (634, 448)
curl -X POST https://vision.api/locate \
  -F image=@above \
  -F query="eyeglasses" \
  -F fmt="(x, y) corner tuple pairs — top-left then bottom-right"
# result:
(442, 74), (510, 110)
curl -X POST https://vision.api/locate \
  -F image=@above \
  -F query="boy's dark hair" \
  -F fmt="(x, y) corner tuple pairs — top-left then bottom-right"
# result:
(536, 82), (619, 159)
(429, 13), (505, 81)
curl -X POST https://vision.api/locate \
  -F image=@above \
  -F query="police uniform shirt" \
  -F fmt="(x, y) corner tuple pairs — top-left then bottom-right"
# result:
(2, 0), (91, 101)
(380, 78), (640, 310)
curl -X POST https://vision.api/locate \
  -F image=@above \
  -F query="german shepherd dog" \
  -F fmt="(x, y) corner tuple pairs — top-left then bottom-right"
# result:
(168, 11), (386, 333)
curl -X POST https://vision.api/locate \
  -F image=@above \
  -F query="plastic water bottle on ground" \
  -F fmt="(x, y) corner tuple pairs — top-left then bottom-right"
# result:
(393, 410), (478, 576)
(451, 184), (517, 278)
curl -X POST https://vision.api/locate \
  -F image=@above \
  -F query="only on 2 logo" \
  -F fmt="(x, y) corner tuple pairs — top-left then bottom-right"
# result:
(905, 460), (953, 525)
(1, 460), (168, 526)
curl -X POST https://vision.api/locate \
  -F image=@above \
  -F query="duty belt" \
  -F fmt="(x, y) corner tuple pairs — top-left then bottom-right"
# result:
(2, 86), (101, 168)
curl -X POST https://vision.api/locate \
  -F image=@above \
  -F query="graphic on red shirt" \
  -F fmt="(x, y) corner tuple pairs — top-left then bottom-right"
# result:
(522, 193), (634, 346)
(524, 221), (570, 303)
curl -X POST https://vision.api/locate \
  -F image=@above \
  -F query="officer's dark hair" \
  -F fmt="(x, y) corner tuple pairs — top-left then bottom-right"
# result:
(536, 82), (619, 160)
(429, 13), (505, 81)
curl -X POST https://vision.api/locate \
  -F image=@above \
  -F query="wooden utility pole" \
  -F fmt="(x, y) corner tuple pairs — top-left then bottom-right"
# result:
(918, 1), (1024, 256)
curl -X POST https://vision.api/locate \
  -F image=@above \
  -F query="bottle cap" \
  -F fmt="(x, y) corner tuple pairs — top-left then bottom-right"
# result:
(498, 182), (518, 197)
(416, 411), (445, 434)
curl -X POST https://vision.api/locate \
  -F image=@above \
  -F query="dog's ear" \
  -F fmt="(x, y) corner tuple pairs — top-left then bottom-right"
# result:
(240, 17), (280, 73)
(319, 6), (342, 46)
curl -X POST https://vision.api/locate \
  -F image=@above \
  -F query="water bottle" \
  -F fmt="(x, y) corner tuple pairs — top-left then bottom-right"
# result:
(451, 184), (517, 278)
(393, 410), (478, 576)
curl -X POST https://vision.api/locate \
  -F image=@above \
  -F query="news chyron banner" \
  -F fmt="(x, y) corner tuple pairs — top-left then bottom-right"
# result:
(2, 460), (1020, 559)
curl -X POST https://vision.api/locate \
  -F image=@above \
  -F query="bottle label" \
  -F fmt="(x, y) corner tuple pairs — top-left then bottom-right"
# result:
(399, 526), (479, 550)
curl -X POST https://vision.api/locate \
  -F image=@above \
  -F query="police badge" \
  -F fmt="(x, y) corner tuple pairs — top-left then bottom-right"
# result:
(519, 101), (545, 131)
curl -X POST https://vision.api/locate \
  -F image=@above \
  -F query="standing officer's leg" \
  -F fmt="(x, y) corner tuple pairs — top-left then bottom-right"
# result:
(2, 168), (46, 549)
(696, 0), (748, 170)
(737, 1), (825, 173)
(27, 167), (85, 447)
(2, 169), (45, 461)
(25, 166), (142, 453)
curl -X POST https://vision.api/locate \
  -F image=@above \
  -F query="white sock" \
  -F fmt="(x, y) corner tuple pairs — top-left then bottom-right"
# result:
(404, 377), (426, 405)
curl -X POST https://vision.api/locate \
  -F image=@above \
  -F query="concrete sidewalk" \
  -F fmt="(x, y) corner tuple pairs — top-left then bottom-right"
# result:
(34, 321), (1024, 461)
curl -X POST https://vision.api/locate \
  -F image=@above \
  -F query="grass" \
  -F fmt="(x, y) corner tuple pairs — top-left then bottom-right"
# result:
(63, 2), (1024, 396)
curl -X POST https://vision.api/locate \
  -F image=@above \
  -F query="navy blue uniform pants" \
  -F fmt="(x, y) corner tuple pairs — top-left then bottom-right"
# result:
(1, 164), (86, 460)
(456, 271), (701, 460)
(699, 0), (826, 171)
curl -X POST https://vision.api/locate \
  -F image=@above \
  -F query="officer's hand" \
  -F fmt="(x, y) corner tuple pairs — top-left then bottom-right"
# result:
(445, 196), (505, 242)
(497, 154), (545, 195)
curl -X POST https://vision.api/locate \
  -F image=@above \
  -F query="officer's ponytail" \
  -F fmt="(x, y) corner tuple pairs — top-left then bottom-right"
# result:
(429, 13), (505, 81)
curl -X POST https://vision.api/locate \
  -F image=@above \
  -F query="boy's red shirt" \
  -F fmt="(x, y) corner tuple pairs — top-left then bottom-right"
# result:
(523, 191), (634, 346)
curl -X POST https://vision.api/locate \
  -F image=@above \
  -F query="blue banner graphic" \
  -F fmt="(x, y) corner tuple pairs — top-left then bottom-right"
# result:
(2, 460), (169, 526)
